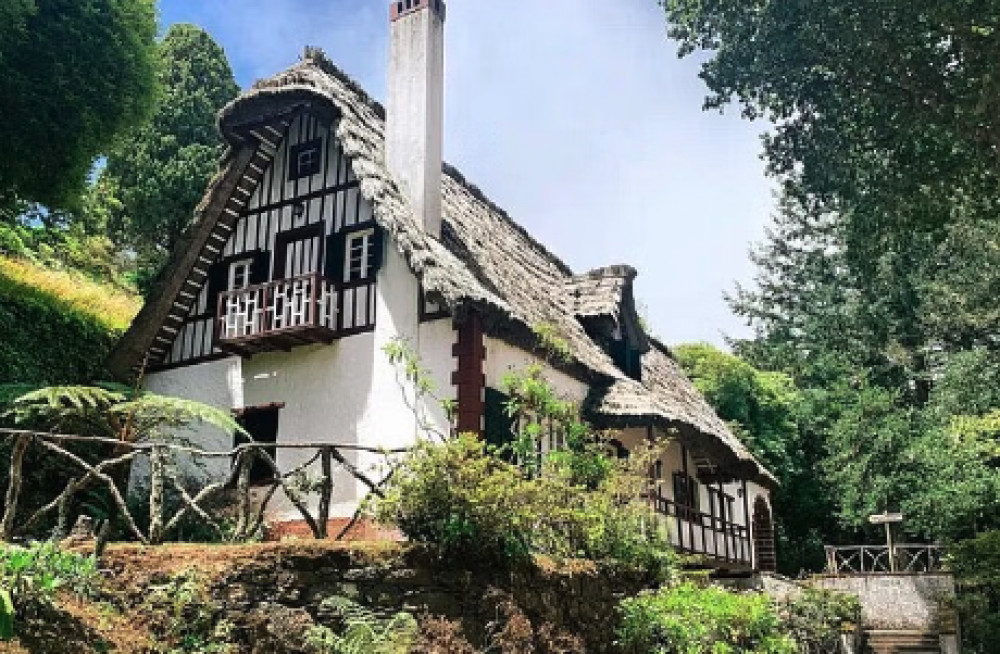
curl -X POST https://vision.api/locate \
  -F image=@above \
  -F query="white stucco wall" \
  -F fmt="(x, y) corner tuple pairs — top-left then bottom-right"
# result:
(483, 337), (589, 401)
(132, 357), (244, 489)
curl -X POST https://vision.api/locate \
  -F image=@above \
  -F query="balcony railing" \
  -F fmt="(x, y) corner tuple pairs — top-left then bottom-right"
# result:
(649, 494), (752, 566)
(217, 274), (375, 355)
(824, 544), (944, 575)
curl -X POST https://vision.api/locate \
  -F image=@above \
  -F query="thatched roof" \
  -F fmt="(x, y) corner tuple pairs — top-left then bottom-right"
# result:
(109, 52), (775, 487)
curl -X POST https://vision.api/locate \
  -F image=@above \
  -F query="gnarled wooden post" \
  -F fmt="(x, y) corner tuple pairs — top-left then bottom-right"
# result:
(234, 449), (253, 539)
(148, 444), (167, 544)
(0, 436), (30, 540)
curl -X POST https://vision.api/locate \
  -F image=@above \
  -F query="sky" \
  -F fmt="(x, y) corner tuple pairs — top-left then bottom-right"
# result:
(159, 0), (775, 347)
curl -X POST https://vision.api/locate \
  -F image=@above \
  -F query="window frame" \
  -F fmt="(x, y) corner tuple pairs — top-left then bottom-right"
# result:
(288, 138), (323, 181)
(343, 227), (377, 283)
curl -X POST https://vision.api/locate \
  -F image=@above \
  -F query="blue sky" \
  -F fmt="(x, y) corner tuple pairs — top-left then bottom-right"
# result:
(159, 0), (774, 347)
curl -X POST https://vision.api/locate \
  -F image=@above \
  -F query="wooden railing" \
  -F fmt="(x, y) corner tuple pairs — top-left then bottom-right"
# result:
(217, 273), (339, 342)
(649, 494), (752, 566)
(824, 544), (945, 575)
(0, 429), (408, 553)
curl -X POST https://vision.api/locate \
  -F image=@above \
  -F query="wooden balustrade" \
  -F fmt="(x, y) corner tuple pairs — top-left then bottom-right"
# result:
(649, 493), (753, 566)
(824, 544), (944, 575)
(0, 429), (408, 553)
(217, 274), (375, 355)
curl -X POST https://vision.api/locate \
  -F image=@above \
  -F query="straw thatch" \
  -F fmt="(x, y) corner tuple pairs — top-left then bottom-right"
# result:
(109, 51), (775, 487)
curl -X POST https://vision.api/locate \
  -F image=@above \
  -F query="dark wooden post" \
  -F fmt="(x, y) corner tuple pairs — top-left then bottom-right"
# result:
(0, 436), (30, 540)
(317, 447), (333, 539)
(148, 445), (167, 544)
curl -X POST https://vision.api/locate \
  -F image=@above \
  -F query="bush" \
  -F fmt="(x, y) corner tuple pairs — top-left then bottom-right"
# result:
(779, 588), (860, 654)
(616, 583), (797, 654)
(0, 542), (99, 640)
(376, 434), (675, 579)
(949, 530), (1000, 654)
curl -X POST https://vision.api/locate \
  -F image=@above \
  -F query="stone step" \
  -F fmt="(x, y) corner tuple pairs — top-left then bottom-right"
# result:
(865, 630), (940, 654)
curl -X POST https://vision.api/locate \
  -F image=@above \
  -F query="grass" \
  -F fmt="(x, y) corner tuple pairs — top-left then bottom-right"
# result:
(0, 257), (141, 331)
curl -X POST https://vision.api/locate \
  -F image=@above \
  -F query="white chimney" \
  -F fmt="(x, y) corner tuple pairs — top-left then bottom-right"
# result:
(387, 0), (445, 237)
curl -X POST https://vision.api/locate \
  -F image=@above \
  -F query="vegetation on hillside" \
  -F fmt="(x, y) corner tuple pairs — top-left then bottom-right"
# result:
(0, 256), (139, 386)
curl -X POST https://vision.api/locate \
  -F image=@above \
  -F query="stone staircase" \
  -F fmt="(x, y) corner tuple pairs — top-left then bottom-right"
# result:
(865, 630), (941, 654)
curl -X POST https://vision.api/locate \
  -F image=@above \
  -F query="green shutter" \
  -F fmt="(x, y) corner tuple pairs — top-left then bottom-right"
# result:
(485, 388), (516, 453)
(371, 227), (385, 273)
(250, 250), (271, 284)
(325, 232), (346, 282)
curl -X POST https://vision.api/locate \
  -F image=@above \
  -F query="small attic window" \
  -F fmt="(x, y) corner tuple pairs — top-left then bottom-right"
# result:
(289, 138), (322, 181)
(610, 338), (643, 382)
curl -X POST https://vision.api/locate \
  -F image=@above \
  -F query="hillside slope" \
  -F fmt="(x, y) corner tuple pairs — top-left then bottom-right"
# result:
(0, 257), (141, 386)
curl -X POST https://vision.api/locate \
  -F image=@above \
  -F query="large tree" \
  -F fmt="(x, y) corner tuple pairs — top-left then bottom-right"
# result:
(0, 0), (158, 210)
(101, 23), (239, 282)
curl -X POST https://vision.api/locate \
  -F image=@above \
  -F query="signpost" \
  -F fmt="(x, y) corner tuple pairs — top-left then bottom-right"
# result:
(869, 512), (904, 572)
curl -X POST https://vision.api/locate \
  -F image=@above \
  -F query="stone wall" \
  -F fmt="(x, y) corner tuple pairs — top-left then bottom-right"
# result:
(104, 542), (650, 654)
(811, 574), (958, 633)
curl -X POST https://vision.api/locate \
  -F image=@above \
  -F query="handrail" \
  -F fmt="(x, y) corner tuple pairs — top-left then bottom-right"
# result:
(0, 429), (412, 548)
(824, 544), (944, 575)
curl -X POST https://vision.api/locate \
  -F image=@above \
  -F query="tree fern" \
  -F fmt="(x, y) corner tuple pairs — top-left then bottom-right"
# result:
(0, 384), (246, 444)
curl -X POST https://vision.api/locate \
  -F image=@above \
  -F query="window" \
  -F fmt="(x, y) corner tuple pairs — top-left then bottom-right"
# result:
(228, 259), (253, 292)
(344, 228), (377, 282)
(289, 138), (323, 181)
(234, 406), (281, 485)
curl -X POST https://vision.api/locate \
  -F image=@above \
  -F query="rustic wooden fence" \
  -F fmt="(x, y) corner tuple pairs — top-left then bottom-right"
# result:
(0, 428), (408, 549)
(824, 544), (945, 575)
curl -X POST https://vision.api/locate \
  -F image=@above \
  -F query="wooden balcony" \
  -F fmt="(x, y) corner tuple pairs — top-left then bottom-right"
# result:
(649, 494), (753, 568)
(216, 274), (376, 356)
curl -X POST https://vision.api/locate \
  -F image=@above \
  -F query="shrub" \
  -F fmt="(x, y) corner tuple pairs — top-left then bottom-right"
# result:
(779, 588), (860, 654)
(377, 435), (538, 564)
(949, 530), (1000, 654)
(0, 542), (99, 640)
(376, 434), (676, 579)
(616, 583), (797, 654)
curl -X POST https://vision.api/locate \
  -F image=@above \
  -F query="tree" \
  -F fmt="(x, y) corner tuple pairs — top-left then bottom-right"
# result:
(661, 0), (1000, 244)
(101, 23), (239, 284)
(674, 343), (833, 573)
(0, 0), (158, 209)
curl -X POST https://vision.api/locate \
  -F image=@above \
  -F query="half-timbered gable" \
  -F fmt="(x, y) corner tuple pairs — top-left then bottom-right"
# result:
(155, 110), (386, 369)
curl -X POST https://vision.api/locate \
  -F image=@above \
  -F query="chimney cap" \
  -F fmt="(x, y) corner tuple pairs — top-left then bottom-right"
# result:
(390, 0), (445, 22)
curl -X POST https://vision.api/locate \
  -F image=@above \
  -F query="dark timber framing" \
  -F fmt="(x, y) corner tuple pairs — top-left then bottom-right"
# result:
(452, 314), (485, 436)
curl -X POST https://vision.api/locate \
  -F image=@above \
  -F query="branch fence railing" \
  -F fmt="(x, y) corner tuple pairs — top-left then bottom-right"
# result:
(0, 428), (409, 551)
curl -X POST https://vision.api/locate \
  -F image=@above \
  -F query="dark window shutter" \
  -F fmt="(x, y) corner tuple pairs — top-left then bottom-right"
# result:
(325, 232), (346, 281)
(206, 261), (229, 315)
(485, 388), (516, 455)
(370, 227), (385, 273)
(250, 250), (271, 284)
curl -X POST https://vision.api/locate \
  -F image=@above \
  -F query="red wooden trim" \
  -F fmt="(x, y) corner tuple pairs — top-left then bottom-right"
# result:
(452, 314), (485, 436)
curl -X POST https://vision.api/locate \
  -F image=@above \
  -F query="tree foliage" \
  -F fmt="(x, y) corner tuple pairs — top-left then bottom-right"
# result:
(662, 0), (1000, 558)
(100, 23), (239, 283)
(0, 0), (158, 209)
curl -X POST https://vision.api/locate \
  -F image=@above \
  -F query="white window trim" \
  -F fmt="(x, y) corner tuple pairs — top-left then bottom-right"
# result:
(344, 228), (376, 282)
(228, 258), (254, 292)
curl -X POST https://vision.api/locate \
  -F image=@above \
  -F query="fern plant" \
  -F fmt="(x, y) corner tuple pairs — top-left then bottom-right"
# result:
(306, 596), (418, 654)
(1, 383), (244, 444)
